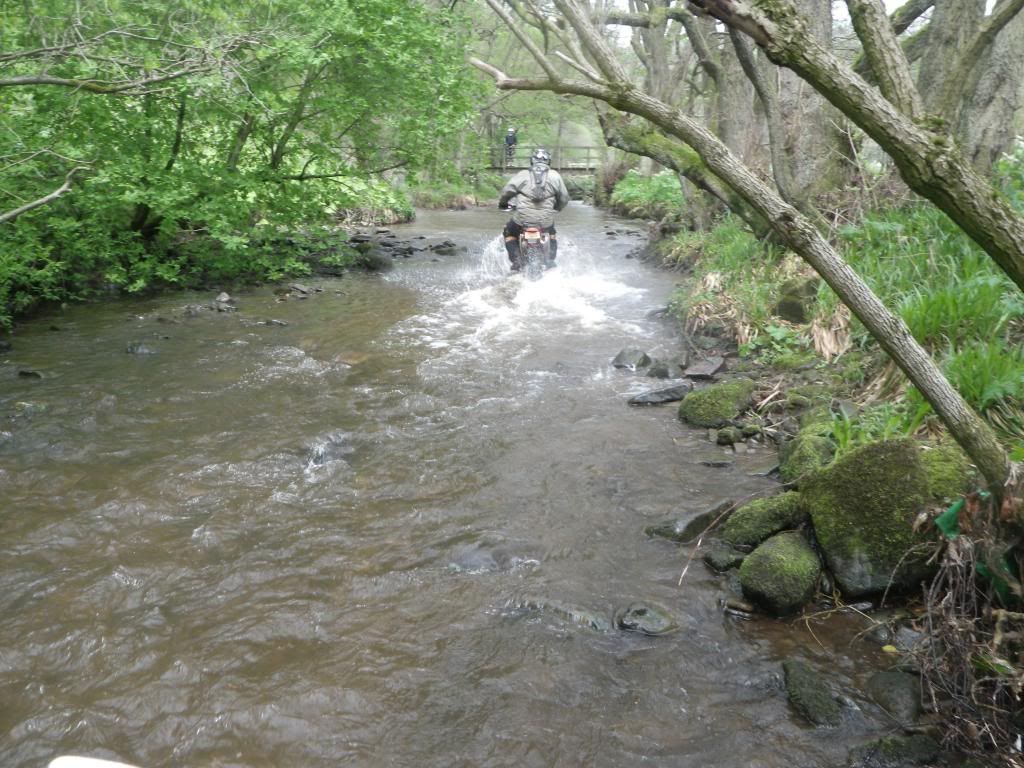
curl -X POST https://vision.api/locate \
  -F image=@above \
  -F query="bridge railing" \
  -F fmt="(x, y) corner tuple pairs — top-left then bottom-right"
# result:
(490, 145), (601, 171)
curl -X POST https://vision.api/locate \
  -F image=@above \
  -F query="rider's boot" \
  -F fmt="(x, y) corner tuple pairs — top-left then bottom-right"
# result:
(505, 236), (522, 272)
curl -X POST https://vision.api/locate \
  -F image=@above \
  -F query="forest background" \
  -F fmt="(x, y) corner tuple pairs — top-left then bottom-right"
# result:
(3, 0), (1024, 760)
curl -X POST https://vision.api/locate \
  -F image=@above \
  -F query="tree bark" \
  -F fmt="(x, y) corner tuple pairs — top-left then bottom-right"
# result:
(958, 9), (1024, 173)
(846, 0), (923, 119)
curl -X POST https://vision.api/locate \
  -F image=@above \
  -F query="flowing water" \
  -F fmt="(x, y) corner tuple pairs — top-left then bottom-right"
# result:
(1, 205), (889, 768)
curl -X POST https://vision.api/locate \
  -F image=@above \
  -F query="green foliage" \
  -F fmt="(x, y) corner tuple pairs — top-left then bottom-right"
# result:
(609, 169), (684, 219)
(829, 403), (930, 457)
(740, 323), (812, 367)
(0, 0), (478, 326)
(828, 202), (1023, 439)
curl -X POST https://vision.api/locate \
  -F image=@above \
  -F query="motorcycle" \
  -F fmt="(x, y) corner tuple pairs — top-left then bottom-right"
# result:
(517, 225), (554, 280)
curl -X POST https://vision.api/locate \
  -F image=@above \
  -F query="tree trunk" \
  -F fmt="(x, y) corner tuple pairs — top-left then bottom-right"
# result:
(685, 0), (1024, 292)
(773, 0), (848, 203)
(958, 9), (1024, 173)
(917, 0), (985, 114)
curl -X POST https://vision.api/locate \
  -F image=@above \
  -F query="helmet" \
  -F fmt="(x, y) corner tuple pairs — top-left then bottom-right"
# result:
(507, 128), (515, 133)
(531, 148), (551, 165)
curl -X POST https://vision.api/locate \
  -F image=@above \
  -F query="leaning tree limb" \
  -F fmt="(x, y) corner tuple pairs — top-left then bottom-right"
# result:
(471, 0), (1015, 495)
(684, 0), (1024, 294)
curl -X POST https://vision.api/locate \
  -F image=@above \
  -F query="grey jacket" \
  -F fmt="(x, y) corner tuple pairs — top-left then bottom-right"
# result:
(499, 165), (570, 228)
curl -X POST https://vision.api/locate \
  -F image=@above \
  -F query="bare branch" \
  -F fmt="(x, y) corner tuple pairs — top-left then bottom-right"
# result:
(0, 167), (88, 225)
(845, 0), (923, 119)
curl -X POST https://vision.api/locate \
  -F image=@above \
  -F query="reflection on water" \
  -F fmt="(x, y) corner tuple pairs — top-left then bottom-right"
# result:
(1, 205), (886, 767)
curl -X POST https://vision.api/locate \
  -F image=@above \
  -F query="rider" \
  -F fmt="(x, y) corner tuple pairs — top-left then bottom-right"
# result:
(504, 127), (518, 161)
(498, 148), (570, 272)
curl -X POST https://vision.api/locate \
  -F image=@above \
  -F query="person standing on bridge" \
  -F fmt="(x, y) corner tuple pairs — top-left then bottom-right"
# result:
(504, 127), (518, 163)
(498, 148), (570, 273)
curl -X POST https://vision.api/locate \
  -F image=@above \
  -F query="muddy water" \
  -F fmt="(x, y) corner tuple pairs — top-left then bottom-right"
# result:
(1, 205), (886, 768)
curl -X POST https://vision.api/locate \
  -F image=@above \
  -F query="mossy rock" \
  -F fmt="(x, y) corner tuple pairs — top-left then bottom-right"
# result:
(779, 433), (836, 484)
(719, 492), (806, 548)
(783, 658), (841, 726)
(678, 378), (757, 428)
(738, 531), (820, 615)
(703, 544), (745, 572)
(920, 442), (973, 502)
(847, 734), (940, 768)
(802, 439), (934, 598)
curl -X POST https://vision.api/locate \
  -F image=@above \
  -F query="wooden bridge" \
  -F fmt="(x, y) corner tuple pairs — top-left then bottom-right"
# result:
(488, 145), (601, 175)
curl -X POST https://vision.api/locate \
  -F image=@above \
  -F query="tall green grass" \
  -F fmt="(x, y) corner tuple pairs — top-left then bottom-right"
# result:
(609, 169), (684, 219)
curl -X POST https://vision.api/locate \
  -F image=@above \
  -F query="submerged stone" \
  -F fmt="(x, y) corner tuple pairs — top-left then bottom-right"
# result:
(614, 601), (678, 635)
(645, 499), (735, 543)
(847, 735), (940, 768)
(783, 658), (842, 727)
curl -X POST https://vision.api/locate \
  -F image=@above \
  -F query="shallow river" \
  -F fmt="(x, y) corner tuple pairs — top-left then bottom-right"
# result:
(2, 205), (888, 767)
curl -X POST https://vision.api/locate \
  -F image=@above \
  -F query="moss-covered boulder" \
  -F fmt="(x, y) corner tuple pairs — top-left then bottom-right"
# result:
(678, 378), (757, 428)
(920, 442), (974, 502)
(779, 433), (836, 484)
(802, 439), (934, 598)
(738, 531), (821, 615)
(719, 492), (806, 548)
(783, 658), (842, 726)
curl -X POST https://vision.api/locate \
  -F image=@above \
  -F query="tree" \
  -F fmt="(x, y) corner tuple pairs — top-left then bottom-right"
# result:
(470, 0), (1017, 495)
(0, 0), (479, 322)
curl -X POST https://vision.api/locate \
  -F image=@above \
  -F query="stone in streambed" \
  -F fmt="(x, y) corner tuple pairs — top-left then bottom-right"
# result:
(783, 658), (842, 727)
(628, 382), (693, 405)
(614, 601), (678, 636)
(739, 531), (820, 615)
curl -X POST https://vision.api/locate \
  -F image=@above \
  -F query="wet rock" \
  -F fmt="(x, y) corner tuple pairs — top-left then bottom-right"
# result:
(716, 426), (744, 446)
(847, 735), (940, 768)
(612, 347), (651, 370)
(215, 291), (233, 304)
(509, 596), (611, 632)
(719, 492), (806, 549)
(683, 356), (725, 379)
(724, 596), (756, 618)
(802, 440), (935, 597)
(783, 659), (842, 727)
(627, 382), (693, 405)
(701, 459), (733, 468)
(704, 544), (745, 572)
(678, 378), (756, 428)
(0, 339), (12, 353)
(866, 670), (922, 726)
(644, 499), (735, 543)
(614, 601), (677, 635)
(739, 531), (820, 615)
(17, 369), (43, 379)
(125, 342), (157, 355)
(645, 360), (672, 379)
(289, 283), (313, 295)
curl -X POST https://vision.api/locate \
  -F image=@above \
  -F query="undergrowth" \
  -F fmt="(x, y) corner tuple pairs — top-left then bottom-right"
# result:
(608, 169), (684, 220)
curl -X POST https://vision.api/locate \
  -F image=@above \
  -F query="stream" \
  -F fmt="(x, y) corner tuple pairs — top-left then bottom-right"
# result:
(1, 204), (889, 767)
